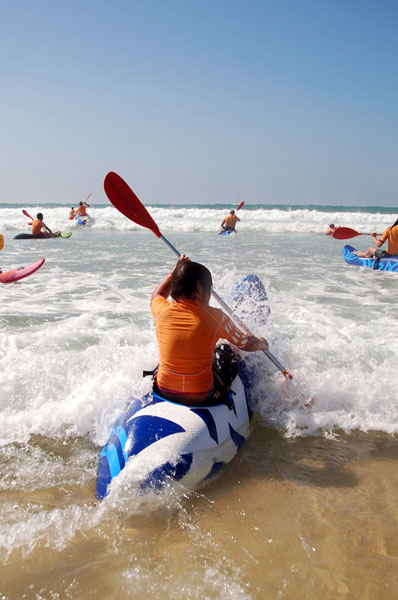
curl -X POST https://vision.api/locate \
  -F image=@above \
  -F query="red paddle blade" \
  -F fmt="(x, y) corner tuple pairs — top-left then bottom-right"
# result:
(22, 209), (33, 220)
(237, 201), (245, 211)
(332, 227), (361, 240)
(104, 172), (161, 238)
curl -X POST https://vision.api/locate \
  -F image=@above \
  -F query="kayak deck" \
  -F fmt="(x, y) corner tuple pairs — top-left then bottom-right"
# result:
(343, 245), (398, 272)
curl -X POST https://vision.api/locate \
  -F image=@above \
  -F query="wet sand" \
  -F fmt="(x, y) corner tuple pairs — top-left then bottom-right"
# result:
(1, 418), (398, 599)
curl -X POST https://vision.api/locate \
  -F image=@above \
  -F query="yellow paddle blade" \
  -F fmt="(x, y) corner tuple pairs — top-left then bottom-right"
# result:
(0, 234), (4, 250)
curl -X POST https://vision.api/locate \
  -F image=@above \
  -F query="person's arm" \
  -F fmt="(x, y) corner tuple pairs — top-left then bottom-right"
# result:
(151, 254), (190, 303)
(371, 232), (385, 248)
(236, 215), (240, 222)
(151, 271), (174, 302)
(219, 313), (268, 353)
(42, 222), (53, 235)
(84, 202), (90, 207)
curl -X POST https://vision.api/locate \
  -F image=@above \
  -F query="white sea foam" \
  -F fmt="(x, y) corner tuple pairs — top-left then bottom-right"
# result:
(0, 216), (397, 565)
(0, 204), (396, 234)
(1, 226), (397, 445)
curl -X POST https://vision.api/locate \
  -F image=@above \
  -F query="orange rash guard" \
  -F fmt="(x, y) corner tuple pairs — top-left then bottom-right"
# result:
(151, 296), (249, 396)
(380, 225), (398, 255)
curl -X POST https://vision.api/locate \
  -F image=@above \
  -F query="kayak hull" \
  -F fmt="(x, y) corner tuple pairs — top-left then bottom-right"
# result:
(14, 232), (72, 239)
(76, 216), (94, 226)
(343, 245), (398, 272)
(0, 258), (45, 283)
(96, 370), (252, 499)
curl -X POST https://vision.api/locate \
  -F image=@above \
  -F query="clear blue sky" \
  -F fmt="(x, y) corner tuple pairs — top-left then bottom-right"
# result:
(1, 0), (397, 205)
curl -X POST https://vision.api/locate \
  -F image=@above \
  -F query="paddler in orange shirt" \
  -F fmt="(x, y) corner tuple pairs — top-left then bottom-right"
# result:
(355, 217), (398, 259)
(29, 213), (61, 237)
(150, 254), (268, 406)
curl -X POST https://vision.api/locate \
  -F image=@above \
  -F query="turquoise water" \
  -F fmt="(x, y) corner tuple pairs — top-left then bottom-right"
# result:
(0, 201), (397, 213)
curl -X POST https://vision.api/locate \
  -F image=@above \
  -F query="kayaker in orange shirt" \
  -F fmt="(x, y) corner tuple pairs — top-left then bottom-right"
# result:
(29, 213), (61, 237)
(355, 218), (398, 258)
(150, 255), (268, 406)
(219, 209), (240, 234)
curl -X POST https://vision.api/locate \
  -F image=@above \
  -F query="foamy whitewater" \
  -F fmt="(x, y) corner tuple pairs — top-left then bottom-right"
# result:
(0, 201), (397, 598)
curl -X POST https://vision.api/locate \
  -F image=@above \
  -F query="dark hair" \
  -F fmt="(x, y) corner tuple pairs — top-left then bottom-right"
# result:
(171, 261), (212, 300)
(37, 213), (43, 220)
(230, 209), (235, 215)
(329, 224), (335, 228)
(79, 201), (83, 206)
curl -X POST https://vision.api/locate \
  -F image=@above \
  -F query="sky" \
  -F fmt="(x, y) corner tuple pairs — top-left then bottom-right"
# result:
(0, 0), (397, 206)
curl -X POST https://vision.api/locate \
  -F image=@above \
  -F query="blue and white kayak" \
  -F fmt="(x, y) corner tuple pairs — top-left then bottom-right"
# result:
(343, 245), (398, 272)
(219, 229), (235, 236)
(96, 274), (267, 500)
(96, 372), (252, 499)
(75, 215), (95, 227)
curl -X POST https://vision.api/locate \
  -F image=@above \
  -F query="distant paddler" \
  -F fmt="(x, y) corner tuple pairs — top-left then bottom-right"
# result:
(219, 209), (240, 234)
(29, 213), (61, 238)
(69, 207), (76, 220)
(325, 224), (338, 235)
(76, 200), (90, 221)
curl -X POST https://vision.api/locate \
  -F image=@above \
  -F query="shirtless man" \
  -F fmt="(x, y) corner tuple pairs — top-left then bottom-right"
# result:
(325, 224), (337, 235)
(29, 213), (61, 237)
(76, 201), (90, 220)
(219, 209), (240, 234)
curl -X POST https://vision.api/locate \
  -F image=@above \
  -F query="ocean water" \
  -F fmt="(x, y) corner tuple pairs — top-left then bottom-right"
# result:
(0, 202), (397, 599)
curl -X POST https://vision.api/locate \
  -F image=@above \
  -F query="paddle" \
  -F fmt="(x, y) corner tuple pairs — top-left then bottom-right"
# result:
(104, 172), (292, 380)
(333, 227), (383, 240)
(236, 201), (244, 211)
(22, 209), (34, 220)
(0, 234), (3, 250)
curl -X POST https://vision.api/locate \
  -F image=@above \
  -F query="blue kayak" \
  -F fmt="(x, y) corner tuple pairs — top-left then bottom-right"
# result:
(96, 274), (268, 499)
(343, 245), (398, 272)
